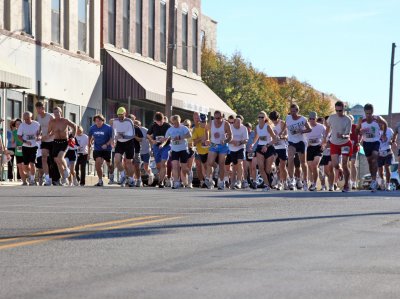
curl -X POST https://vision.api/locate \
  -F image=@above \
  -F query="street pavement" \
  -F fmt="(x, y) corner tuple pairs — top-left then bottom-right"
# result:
(0, 186), (400, 299)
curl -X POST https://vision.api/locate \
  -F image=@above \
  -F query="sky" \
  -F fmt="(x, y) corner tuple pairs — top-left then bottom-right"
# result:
(202, 0), (400, 115)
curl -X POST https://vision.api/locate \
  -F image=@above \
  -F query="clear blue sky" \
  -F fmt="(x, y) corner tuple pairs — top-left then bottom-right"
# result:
(202, 0), (400, 115)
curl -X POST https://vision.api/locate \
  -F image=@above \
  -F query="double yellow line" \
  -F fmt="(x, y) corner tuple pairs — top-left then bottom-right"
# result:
(0, 215), (180, 251)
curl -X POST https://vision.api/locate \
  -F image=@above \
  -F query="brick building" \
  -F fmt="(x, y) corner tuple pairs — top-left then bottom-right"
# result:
(100, 0), (233, 125)
(0, 0), (102, 134)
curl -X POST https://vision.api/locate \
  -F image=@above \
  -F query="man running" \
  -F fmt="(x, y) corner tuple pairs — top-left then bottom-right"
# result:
(17, 112), (40, 186)
(286, 104), (312, 190)
(356, 103), (388, 192)
(47, 107), (77, 185)
(305, 112), (326, 191)
(36, 101), (55, 186)
(204, 110), (232, 190)
(324, 101), (353, 192)
(127, 114), (144, 187)
(135, 120), (154, 186)
(192, 112), (206, 186)
(147, 112), (171, 188)
(112, 107), (136, 187)
(89, 114), (114, 187)
(378, 123), (394, 191)
(75, 126), (89, 186)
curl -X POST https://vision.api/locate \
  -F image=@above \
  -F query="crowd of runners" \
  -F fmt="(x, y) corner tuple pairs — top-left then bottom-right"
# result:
(1, 100), (399, 192)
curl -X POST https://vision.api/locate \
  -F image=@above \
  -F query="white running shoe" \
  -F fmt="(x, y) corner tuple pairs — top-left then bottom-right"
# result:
(309, 183), (316, 191)
(370, 180), (378, 193)
(204, 178), (213, 189)
(296, 179), (303, 190)
(148, 173), (154, 186)
(320, 185), (327, 191)
(302, 181), (308, 191)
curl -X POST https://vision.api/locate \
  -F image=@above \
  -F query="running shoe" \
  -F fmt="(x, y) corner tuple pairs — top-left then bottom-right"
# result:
(148, 173), (154, 186)
(309, 183), (316, 191)
(262, 185), (271, 192)
(95, 181), (104, 187)
(370, 180), (378, 193)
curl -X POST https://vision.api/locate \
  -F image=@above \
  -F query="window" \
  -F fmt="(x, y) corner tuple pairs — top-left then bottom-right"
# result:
(148, 0), (155, 59)
(192, 15), (198, 74)
(182, 12), (188, 70)
(160, 1), (167, 63)
(22, 0), (32, 35)
(135, 0), (142, 54)
(51, 0), (61, 44)
(26, 95), (34, 113)
(7, 100), (22, 120)
(108, 0), (116, 45)
(69, 113), (76, 123)
(78, 0), (88, 52)
(122, 0), (130, 50)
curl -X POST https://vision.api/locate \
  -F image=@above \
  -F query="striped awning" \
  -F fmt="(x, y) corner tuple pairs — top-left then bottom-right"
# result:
(105, 50), (235, 116)
(0, 57), (32, 89)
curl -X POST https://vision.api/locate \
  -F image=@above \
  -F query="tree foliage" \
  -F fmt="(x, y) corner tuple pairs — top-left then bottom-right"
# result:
(201, 48), (335, 124)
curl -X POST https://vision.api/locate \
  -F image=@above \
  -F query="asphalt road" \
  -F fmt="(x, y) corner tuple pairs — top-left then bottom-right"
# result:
(1, 186), (400, 299)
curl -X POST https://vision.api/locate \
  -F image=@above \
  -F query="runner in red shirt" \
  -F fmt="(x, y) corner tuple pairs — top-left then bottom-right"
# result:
(349, 117), (361, 190)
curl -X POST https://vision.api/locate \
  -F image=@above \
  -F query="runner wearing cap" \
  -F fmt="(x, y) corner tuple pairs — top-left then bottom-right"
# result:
(192, 113), (209, 188)
(89, 114), (114, 187)
(306, 112), (326, 191)
(147, 112), (172, 188)
(17, 112), (40, 186)
(324, 101), (353, 192)
(112, 107), (136, 187)
(355, 103), (388, 192)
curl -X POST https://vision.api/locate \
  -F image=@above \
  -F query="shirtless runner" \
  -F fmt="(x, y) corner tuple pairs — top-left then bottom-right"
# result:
(47, 107), (77, 185)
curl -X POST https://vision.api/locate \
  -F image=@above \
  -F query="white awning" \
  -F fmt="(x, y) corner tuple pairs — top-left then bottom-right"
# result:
(107, 50), (235, 116)
(0, 57), (32, 89)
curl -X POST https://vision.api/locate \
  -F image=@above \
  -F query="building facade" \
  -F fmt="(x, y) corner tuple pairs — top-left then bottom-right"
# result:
(0, 0), (102, 134)
(101, 0), (233, 126)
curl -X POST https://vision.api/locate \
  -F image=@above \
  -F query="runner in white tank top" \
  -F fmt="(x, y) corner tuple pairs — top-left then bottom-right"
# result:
(355, 103), (387, 192)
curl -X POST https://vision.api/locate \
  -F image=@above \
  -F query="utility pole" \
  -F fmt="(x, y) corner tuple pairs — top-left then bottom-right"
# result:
(165, 0), (176, 118)
(388, 42), (396, 127)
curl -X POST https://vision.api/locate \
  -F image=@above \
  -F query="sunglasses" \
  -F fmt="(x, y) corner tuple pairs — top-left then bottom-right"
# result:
(214, 117), (221, 120)
(258, 116), (264, 119)
(309, 118), (315, 120)
(336, 110), (343, 112)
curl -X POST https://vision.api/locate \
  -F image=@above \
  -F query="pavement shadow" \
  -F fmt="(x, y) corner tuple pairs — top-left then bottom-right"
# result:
(199, 190), (400, 199)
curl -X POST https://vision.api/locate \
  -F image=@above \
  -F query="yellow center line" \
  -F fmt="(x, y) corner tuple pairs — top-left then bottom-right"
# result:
(0, 215), (163, 244)
(0, 216), (181, 251)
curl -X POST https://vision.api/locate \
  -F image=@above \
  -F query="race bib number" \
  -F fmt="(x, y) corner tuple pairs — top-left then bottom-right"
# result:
(172, 140), (182, 146)
(309, 138), (319, 144)
(117, 132), (125, 139)
(26, 135), (35, 140)
(247, 152), (255, 159)
(259, 136), (267, 141)
(156, 136), (164, 143)
(365, 133), (374, 139)
(341, 146), (350, 155)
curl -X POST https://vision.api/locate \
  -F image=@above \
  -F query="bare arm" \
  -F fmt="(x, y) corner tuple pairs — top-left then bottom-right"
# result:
(267, 125), (277, 144)
(302, 121), (312, 134)
(66, 120), (77, 137)
(224, 122), (232, 144)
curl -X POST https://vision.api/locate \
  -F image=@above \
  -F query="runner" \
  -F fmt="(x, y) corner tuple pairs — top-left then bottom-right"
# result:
(192, 112), (205, 186)
(349, 115), (361, 190)
(269, 111), (288, 190)
(356, 103), (388, 192)
(89, 114), (114, 187)
(65, 133), (79, 186)
(47, 107), (77, 185)
(147, 112), (171, 188)
(12, 119), (26, 184)
(35, 141), (45, 185)
(324, 101), (353, 192)
(204, 110), (232, 190)
(250, 111), (277, 191)
(135, 120), (154, 186)
(17, 112), (40, 186)
(112, 107), (136, 187)
(227, 115), (248, 189)
(320, 127), (335, 191)
(36, 101), (55, 186)
(305, 112), (326, 191)
(191, 113), (209, 188)
(378, 124), (394, 191)
(224, 115), (236, 187)
(183, 119), (195, 188)
(285, 104), (312, 190)
(393, 122), (400, 175)
(75, 126), (89, 186)
(244, 123), (257, 189)
(164, 115), (192, 189)
(127, 114), (144, 187)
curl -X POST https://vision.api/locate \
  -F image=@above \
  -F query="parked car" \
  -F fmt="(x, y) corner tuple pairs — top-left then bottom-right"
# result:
(361, 162), (399, 190)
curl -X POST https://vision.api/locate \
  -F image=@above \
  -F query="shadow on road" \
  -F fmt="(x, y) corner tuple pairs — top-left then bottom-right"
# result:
(2, 210), (400, 241)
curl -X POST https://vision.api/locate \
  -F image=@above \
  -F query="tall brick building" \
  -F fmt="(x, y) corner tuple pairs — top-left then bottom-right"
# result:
(100, 0), (233, 125)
